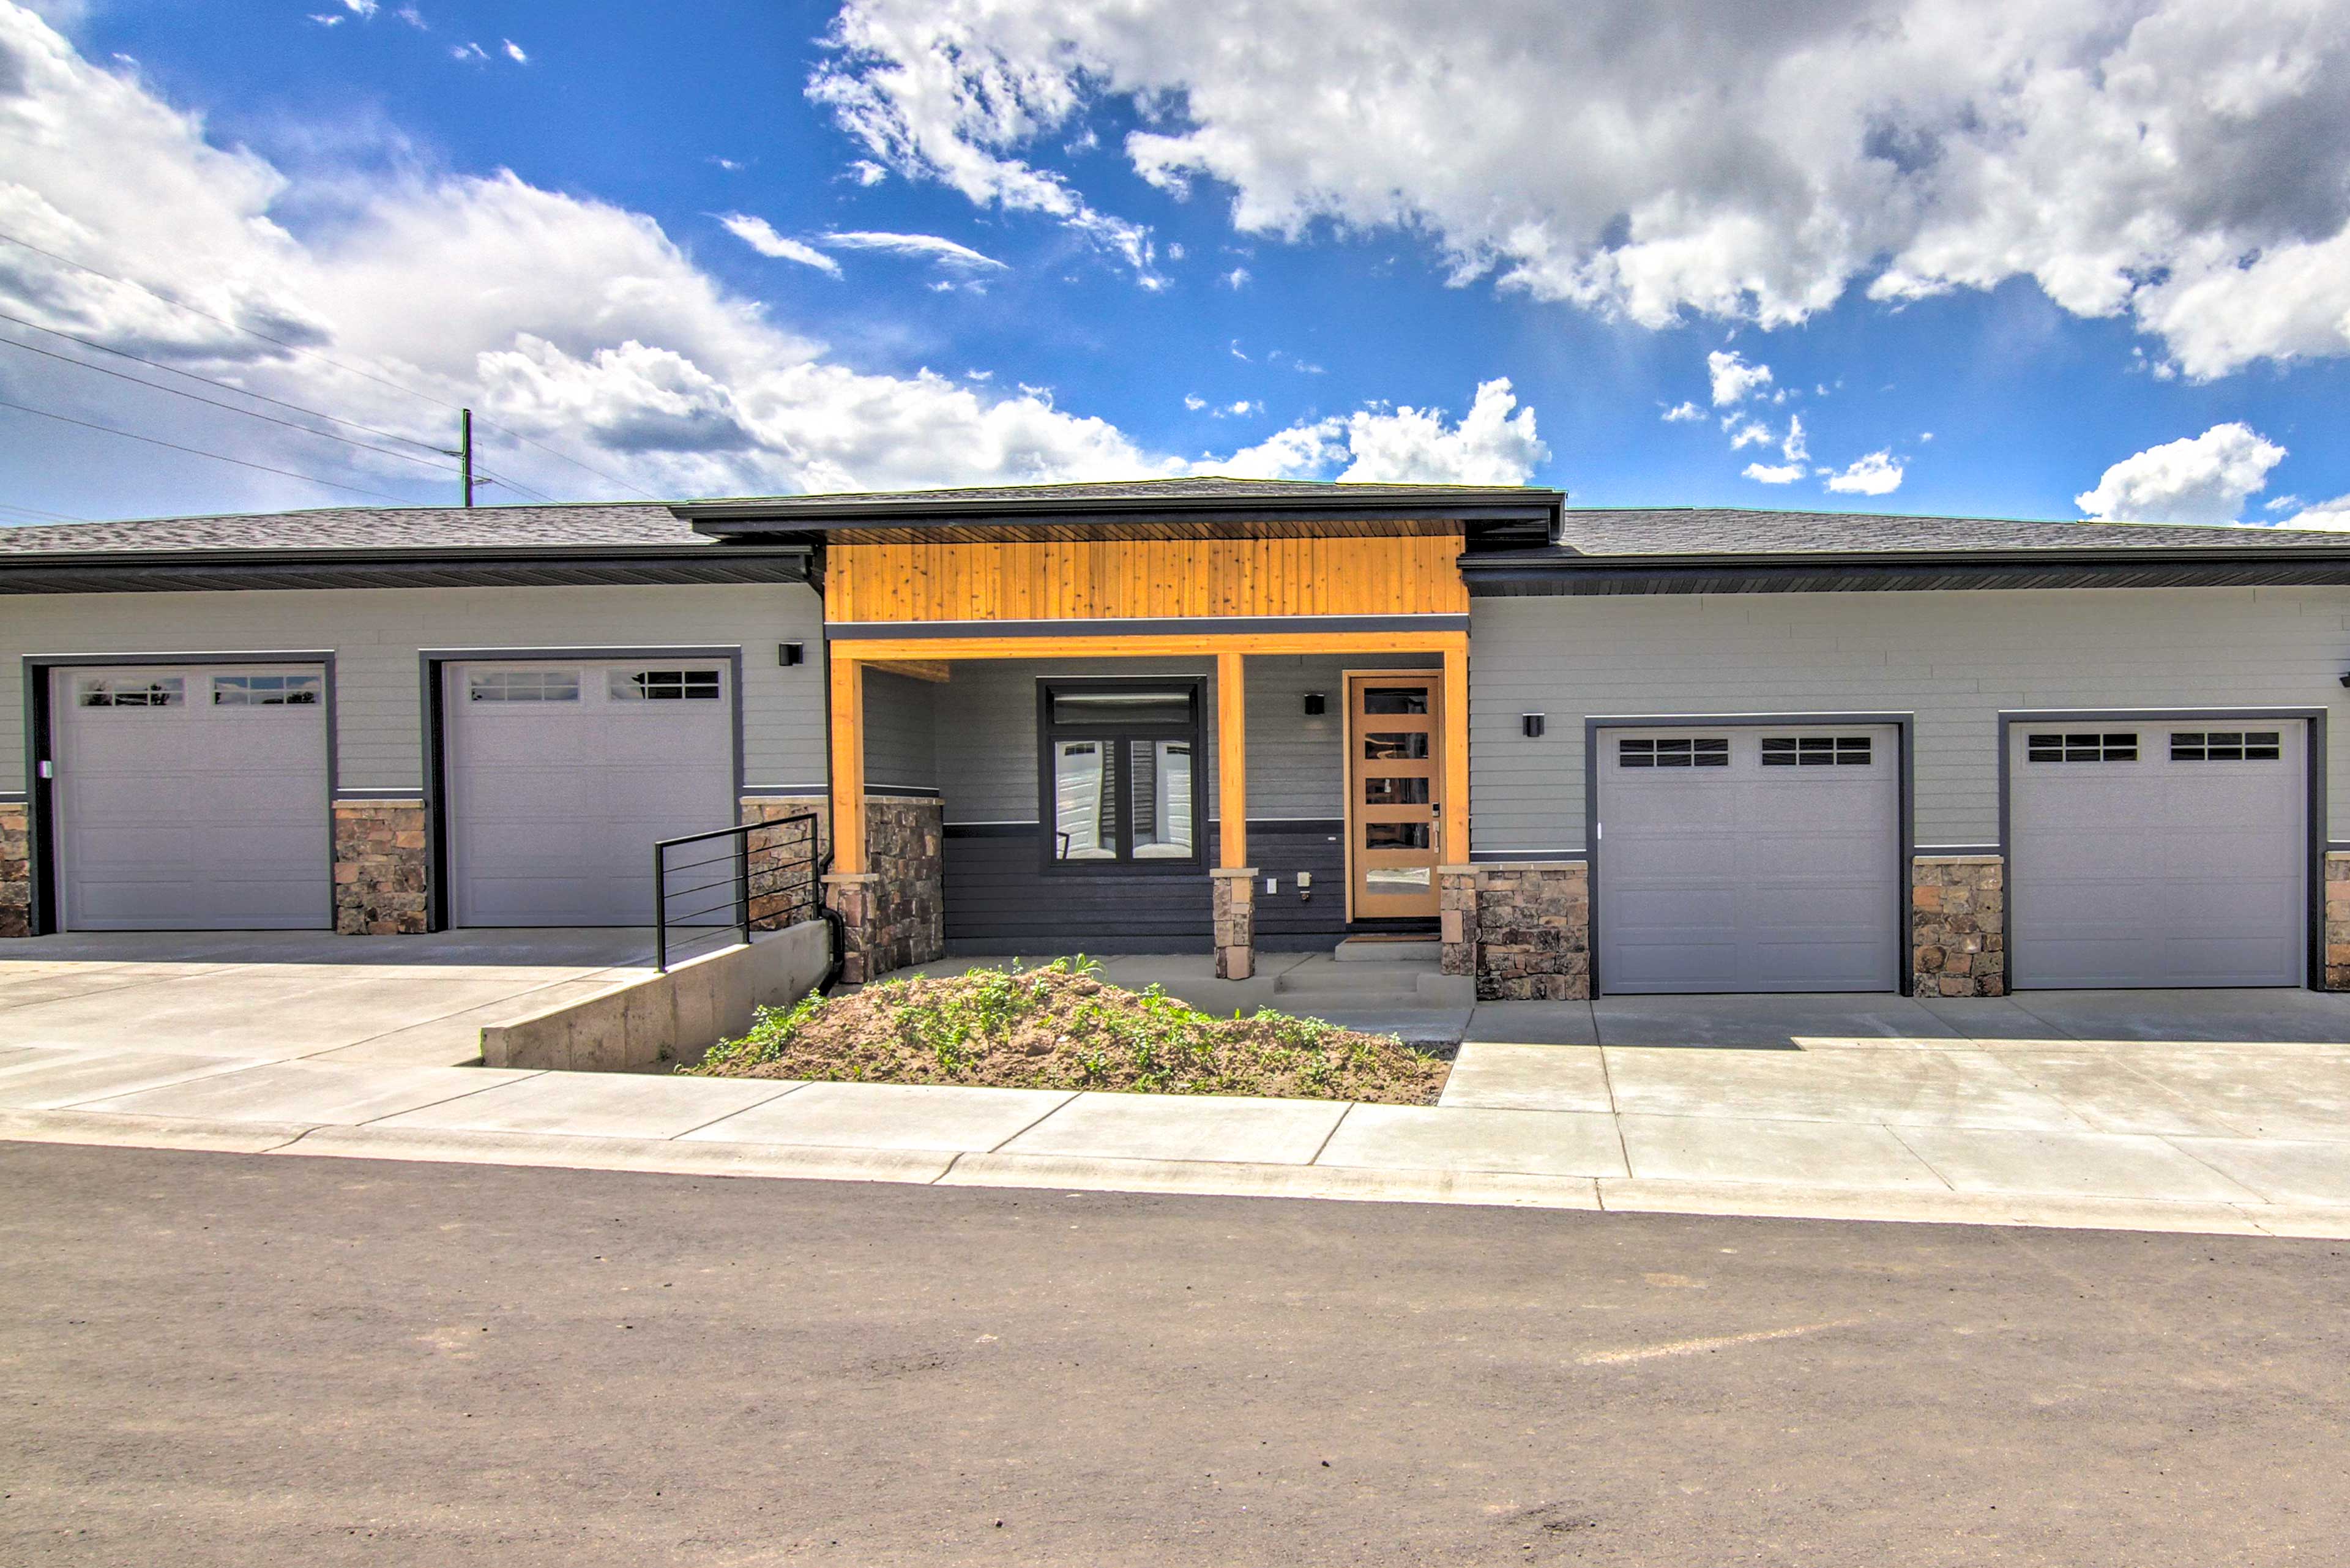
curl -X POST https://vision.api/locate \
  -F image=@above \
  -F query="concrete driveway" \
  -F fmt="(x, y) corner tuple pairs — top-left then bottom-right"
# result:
(0, 929), (660, 1067)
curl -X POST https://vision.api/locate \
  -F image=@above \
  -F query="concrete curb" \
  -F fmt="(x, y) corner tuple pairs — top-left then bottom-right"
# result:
(940, 1152), (1605, 1209)
(1594, 1177), (2280, 1236)
(274, 1124), (956, 1184)
(0, 1108), (314, 1155)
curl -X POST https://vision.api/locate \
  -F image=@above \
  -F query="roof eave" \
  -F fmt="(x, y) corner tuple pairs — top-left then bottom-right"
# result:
(673, 489), (1565, 537)
(0, 541), (814, 594)
(1461, 547), (2350, 596)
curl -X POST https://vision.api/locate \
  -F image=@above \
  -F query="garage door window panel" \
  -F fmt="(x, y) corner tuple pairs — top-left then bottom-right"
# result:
(2026, 731), (2138, 763)
(1618, 736), (1729, 768)
(468, 669), (580, 703)
(609, 668), (722, 702)
(212, 674), (321, 707)
(2170, 730), (2280, 762)
(76, 676), (183, 709)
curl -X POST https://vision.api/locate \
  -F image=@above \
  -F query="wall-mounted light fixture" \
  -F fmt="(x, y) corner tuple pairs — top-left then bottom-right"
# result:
(779, 642), (805, 666)
(1521, 712), (1546, 739)
(2338, 671), (2350, 689)
(1303, 692), (1327, 716)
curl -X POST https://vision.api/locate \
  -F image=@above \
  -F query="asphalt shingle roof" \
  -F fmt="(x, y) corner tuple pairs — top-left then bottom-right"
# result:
(0, 502), (708, 554)
(1540, 506), (2350, 558)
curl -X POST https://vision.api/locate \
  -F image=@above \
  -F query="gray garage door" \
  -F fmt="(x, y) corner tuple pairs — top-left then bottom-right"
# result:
(51, 663), (330, 930)
(444, 659), (734, 927)
(2010, 720), (2306, 988)
(1597, 724), (1901, 994)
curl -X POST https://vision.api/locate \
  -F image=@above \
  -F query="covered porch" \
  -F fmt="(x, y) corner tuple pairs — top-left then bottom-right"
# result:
(824, 628), (1471, 981)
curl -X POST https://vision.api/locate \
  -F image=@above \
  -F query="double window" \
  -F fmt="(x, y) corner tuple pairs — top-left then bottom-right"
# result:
(1039, 678), (1204, 870)
(2026, 731), (2137, 763)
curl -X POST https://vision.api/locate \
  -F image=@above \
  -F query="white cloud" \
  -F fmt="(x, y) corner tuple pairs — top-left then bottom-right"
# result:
(1780, 413), (1807, 463)
(502, 39), (526, 64)
(1725, 419), (1772, 450)
(0, 1), (1206, 510)
(450, 40), (485, 62)
(1183, 394), (1206, 410)
(1824, 450), (1906, 496)
(1660, 400), (1703, 423)
(816, 0), (2350, 378)
(2074, 423), (2288, 524)
(1707, 348), (1771, 406)
(846, 159), (887, 185)
(1215, 378), (1544, 484)
(1742, 461), (1805, 484)
(709, 156), (744, 172)
(2276, 495), (2350, 531)
(341, 0), (377, 15)
(717, 214), (843, 276)
(819, 229), (1006, 271)
(394, 5), (424, 28)
(307, 13), (345, 25)
(1221, 266), (1248, 289)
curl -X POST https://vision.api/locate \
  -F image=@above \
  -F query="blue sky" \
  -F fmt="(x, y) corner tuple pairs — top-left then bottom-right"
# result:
(3, 0), (2348, 527)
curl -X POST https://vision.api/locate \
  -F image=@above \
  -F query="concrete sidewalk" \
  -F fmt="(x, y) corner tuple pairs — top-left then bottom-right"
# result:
(6, 1020), (2350, 1238)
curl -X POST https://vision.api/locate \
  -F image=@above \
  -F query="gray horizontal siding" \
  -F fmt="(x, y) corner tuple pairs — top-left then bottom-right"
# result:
(2, 582), (827, 795)
(1469, 587), (2350, 853)
(933, 652), (1437, 823)
(861, 670), (938, 793)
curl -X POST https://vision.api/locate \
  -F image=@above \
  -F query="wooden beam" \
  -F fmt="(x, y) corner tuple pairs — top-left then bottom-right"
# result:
(827, 652), (867, 875)
(1441, 643), (1470, 867)
(865, 658), (951, 684)
(1217, 649), (1247, 869)
(832, 629), (1468, 664)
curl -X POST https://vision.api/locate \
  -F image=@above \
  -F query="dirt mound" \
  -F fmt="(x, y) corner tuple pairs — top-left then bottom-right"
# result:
(682, 957), (1450, 1105)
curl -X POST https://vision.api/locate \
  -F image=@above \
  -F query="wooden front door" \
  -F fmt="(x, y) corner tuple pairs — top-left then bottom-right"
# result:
(1347, 673), (1444, 919)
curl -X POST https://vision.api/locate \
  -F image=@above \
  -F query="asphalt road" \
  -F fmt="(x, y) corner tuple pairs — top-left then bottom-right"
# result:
(3, 1142), (2346, 1567)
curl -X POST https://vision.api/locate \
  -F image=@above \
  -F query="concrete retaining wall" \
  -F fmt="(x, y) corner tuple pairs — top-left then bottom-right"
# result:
(480, 920), (830, 1072)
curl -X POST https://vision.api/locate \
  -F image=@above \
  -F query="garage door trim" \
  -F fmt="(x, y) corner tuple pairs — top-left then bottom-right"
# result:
(21, 649), (338, 936)
(419, 645), (745, 931)
(1583, 711), (1915, 996)
(1997, 706), (2328, 992)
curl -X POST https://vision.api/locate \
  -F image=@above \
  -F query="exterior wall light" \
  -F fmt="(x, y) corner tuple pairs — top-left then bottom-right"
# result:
(1522, 712), (1546, 738)
(1303, 692), (1327, 715)
(779, 642), (805, 666)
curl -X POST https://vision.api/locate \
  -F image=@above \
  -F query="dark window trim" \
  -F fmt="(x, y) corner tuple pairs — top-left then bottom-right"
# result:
(1035, 675), (1208, 876)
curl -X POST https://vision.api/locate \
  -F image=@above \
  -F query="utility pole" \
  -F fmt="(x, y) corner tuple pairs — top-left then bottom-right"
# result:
(460, 408), (474, 508)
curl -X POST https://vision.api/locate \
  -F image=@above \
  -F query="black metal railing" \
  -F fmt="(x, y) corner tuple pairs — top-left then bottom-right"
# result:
(652, 812), (821, 973)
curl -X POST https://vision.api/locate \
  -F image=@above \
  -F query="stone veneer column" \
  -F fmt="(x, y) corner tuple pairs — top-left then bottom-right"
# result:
(744, 794), (943, 980)
(1438, 865), (1479, 978)
(1210, 868), (1256, 980)
(0, 801), (28, 939)
(822, 872), (884, 985)
(1911, 854), (2005, 996)
(738, 801), (822, 933)
(333, 800), (428, 935)
(2325, 852), (2350, 991)
(1468, 862), (1591, 1001)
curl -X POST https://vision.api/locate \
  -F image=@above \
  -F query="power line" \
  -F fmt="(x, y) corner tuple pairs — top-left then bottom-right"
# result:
(0, 228), (665, 501)
(0, 333), (463, 476)
(0, 501), (90, 524)
(0, 308), (454, 457)
(0, 397), (416, 503)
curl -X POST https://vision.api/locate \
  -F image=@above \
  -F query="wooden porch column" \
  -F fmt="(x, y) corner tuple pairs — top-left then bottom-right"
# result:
(1441, 639), (1469, 866)
(1216, 650), (1247, 868)
(827, 650), (867, 875)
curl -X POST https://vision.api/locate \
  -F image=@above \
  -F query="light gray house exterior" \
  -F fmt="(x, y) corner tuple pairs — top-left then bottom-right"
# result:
(6, 481), (2349, 1000)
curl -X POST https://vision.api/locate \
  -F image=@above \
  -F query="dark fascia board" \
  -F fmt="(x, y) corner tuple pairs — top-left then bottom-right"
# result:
(1463, 547), (2350, 596)
(0, 542), (813, 595)
(672, 488), (1565, 539)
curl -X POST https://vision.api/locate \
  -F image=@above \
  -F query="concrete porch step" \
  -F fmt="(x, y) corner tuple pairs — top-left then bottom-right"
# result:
(1334, 937), (1441, 963)
(1273, 955), (1472, 1009)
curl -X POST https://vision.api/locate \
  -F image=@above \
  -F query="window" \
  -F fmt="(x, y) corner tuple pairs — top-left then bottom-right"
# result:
(76, 676), (182, 708)
(1761, 735), (1872, 767)
(1618, 736), (1729, 768)
(1363, 731), (1431, 761)
(1365, 776), (1430, 806)
(213, 673), (321, 707)
(2026, 731), (2137, 763)
(1360, 686), (1429, 715)
(610, 668), (721, 702)
(468, 669), (580, 703)
(1040, 679), (1204, 869)
(2171, 730), (2281, 762)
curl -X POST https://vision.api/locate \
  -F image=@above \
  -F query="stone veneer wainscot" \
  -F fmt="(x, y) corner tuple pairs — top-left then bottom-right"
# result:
(0, 802), (28, 939)
(770, 793), (940, 984)
(1911, 854), (2005, 997)
(333, 800), (428, 935)
(2325, 851), (2350, 991)
(1440, 862), (1591, 1001)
